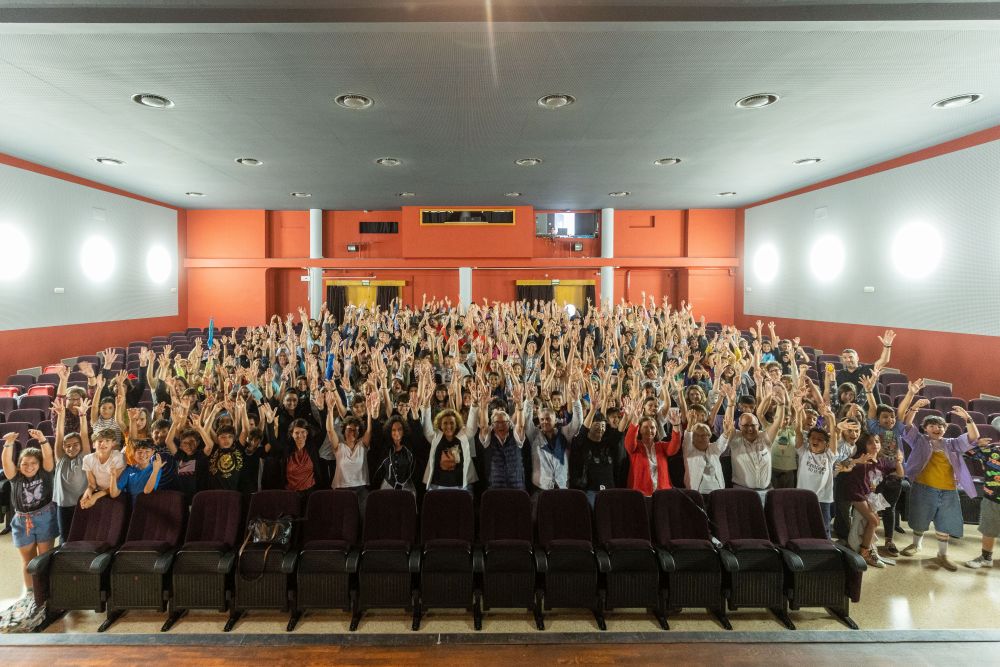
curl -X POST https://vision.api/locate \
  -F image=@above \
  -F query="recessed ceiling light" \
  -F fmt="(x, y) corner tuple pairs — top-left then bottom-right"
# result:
(608, 191), (630, 197)
(537, 94), (576, 109)
(235, 157), (263, 166)
(653, 158), (682, 166)
(397, 192), (416, 197)
(131, 93), (174, 109)
(376, 157), (401, 166)
(932, 94), (982, 109)
(185, 191), (206, 197)
(505, 192), (522, 197)
(794, 158), (822, 165)
(290, 192), (312, 198)
(335, 93), (373, 109)
(95, 157), (124, 166)
(735, 93), (779, 109)
(717, 191), (737, 197)
(515, 158), (542, 166)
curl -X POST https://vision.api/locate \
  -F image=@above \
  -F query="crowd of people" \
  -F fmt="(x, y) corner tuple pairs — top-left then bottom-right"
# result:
(2, 296), (998, 627)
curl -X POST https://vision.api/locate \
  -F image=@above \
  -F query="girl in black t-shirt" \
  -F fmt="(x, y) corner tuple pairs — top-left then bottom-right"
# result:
(2, 431), (57, 598)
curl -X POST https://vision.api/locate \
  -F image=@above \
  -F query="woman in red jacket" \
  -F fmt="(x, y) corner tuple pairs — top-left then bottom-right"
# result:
(624, 398), (682, 496)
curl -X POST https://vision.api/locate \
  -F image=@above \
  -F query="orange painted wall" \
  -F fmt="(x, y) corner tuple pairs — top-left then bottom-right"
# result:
(614, 210), (685, 258)
(268, 210), (310, 258)
(325, 210), (404, 259)
(0, 153), (187, 380)
(687, 209), (736, 258)
(735, 124), (1000, 399)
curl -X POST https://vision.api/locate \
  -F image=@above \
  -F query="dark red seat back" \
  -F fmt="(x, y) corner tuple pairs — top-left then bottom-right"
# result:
(363, 489), (417, 546)
(652, 489), (712, 544)
(303, 489), (360, 545)
(184, 490), (243, 548)
(535, 489), (591, 548)
(124, 490), (187, 546)
(480, 489), (532, 543)
(709, 488), (770, 542)
(764, 489), (827, 545)
(594, 489), (650, 544)
(421, 490), (474, 545)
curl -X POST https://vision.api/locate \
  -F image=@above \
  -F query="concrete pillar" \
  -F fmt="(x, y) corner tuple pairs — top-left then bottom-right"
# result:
(600, 207), (614, 309)
(308, 209), (324, 319)
(458, 267), (472, 313)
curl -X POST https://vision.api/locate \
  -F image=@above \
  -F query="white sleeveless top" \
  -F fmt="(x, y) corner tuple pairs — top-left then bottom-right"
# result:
(332, 443), (368, 488)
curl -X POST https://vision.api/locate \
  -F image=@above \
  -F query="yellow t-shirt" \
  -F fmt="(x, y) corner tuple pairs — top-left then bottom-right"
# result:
(916, 450), (956, 491)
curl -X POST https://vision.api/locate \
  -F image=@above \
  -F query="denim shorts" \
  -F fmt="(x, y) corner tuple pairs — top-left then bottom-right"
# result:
(11, 503), (59, 548)
(907, 482), (964, 538)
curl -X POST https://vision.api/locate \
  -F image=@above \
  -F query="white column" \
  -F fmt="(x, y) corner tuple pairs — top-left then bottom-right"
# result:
(308, 208), (324, 319)
(458, 267), (472, 313)
(600, 207), (614, 309)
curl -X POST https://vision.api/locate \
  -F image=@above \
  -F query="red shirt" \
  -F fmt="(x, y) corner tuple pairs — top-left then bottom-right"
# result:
(625, 424), (681, 496)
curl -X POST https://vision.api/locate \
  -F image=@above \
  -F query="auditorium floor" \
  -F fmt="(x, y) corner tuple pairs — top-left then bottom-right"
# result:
(2, 528), (998, 636)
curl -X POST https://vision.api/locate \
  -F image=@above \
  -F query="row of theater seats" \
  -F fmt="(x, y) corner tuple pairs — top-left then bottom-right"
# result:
(28, 487), (865, 633)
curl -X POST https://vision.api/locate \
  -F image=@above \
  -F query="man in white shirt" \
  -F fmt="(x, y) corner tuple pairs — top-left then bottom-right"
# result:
(523, 386), (583, 494)
(718, 383), (785, 503)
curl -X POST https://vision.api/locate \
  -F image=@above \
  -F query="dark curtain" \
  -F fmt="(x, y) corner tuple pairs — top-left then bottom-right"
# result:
(327, 285), (347, 325)
(359, 221), (398, 234)
(516, 284), (554, 303)
(375, 285), (397, 313)
(584, 284), (597, 313)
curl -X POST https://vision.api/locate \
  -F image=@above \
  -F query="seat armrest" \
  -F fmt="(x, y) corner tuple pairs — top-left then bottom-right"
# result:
(595, 547), (612, 573)
(777, 547), (805, 572)
(718, 548), (740, 573)
(280, 550), (299, 574)
(833, 543), (869, 572)
(346, 548), (360, 574)
(152, 548), (179, 574)
(27, 547), (60, 575)
(216, 551), (236, 574)
(89, 550), (115, 574)
(655, 547), (676, 573)
(472, 544), (485, 574)
(534, 550), (548, 574)
(408, 549), (422, 574)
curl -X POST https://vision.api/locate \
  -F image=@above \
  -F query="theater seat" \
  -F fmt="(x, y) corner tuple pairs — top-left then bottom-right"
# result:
(101, 491), (188, 631)
(652, 489), (730, 629)
(228, 490), (302, 631)
(535, 489), (603, 630)
(352, 489), (418, 631)
(162, 490), (243, 631)
(416, 489), (477, 630)
(594, 489), (665, 629)
(764, 489), (867, 630)
(709, 488), (792, 629)
(289, 490), (360, 631)
(478, 489), (540, 628)
(28, 495), (130, 631)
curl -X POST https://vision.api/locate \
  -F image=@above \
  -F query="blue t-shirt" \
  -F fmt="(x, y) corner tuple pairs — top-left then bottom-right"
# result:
(866, 418), (906, 456)
(116, 463), (162, 498)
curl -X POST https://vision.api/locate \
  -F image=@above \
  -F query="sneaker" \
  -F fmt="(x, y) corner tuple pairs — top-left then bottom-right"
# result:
(901, 544), (920, 557)
(933, 554), (958, 572)
(861, 547), (884, 568)
(880, 542), (900, 558)
(965, 556), (995, 569)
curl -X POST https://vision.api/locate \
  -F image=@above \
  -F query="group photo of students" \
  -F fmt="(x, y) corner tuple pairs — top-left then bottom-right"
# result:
(2, 296), (996, 632)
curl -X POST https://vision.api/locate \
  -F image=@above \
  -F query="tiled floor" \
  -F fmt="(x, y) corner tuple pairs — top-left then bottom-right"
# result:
(2, 527), (997, 635)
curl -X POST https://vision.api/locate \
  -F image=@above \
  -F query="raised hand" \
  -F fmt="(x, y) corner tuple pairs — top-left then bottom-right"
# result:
(950, 405), (972, 421)
(878, 330), (896, 347)
(28, 429), (45, 443)
(78, 397), (92, 416)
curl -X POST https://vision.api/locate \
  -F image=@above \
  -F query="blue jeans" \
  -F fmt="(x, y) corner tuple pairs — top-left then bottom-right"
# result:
(819, 502), (833, 539)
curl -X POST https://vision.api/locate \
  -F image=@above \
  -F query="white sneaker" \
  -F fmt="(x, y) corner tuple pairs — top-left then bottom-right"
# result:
(965, 556), (995, 569)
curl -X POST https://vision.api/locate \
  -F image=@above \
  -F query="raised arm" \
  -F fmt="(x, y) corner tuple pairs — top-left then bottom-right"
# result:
(1, 432), (17, 479)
